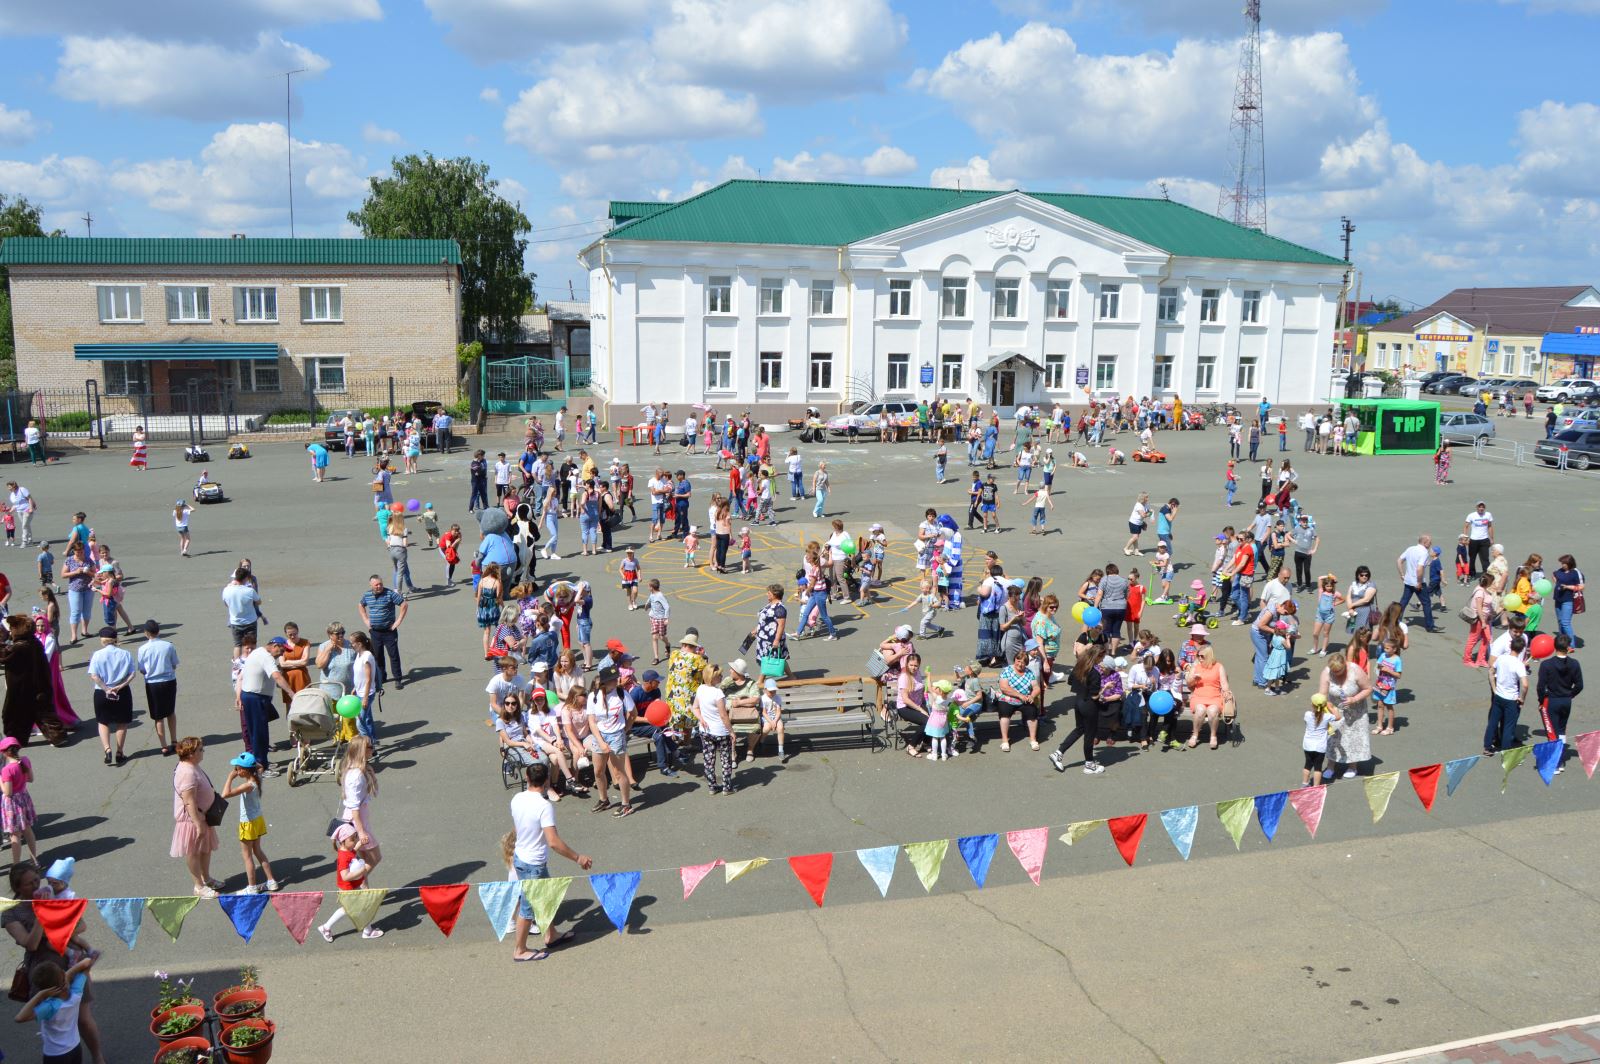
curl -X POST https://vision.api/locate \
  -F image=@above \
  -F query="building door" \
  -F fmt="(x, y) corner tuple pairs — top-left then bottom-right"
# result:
(989, 369), (1015, 408)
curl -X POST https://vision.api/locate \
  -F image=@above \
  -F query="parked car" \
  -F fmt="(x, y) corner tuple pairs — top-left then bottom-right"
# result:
(1560, 405), (1600, 431)
(1424, 373), (1475, 395)
(1491, 378), (1541, 401)
(320, 409), (366, 449)
(1534, 428), (1600, 470)
(321, 401), (447, 451)
(1415, 370), (1456, 386)
(1536, 378), (1600, 402)
(1458, 377), (1504, 397)
(1439, 412), (1495, 445)
(826, 400), (919, 437)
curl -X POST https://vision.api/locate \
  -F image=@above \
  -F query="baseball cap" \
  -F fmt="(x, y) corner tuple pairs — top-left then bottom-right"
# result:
(894, 624), (914, 639)
(763, 678), (778, 691)
(531, 660), (550, 673)
(605, 638), (627, 654)
(640, 669), (662, 683)
(267, 636), (289, 647)
(230, 752), (259, 769)
(1310, 693), (1328, 707)
(0, 737), (19, 752)
(1215, 534), (1228, 542)
(1190, 623), (1208, 636)
(931, 679), (955, 694)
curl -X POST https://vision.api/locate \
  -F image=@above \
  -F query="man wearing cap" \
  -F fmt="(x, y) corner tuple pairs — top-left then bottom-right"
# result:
(236, 637), (294, 775)
(135, 620), (180, 757)
(87, 627), (136, 765)
(625, 668), (680, 777)
(509, 761), (593, 961)
(585, 666), (636, 816)
(358, 574), (408, 692)
(1461, 502), (1494, 577)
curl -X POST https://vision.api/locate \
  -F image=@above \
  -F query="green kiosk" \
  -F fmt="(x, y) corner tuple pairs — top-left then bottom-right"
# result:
(1335, 399), (1441, 455)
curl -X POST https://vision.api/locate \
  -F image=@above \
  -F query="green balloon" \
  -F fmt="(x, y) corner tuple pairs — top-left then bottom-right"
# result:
(1533, 579), (1554, 598)
(546, 689), (560, 708)
(335, 695), (362, 718)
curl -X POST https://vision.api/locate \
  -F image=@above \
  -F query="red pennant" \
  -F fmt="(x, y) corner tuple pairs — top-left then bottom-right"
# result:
(419, 884), (471, 937)
(1107, 814), (1148, 867)
(787, 852), (834, 908)
(33, 898), (87, 956)
(1408, 764), (1443, 813)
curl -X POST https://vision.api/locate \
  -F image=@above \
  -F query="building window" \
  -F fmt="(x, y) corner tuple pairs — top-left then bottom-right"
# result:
(940, 353), (963, 391)
(306, 356), (346, 393)
(1097, 284), (1121, 320)
(759, 277), (784, 315)
(96, 285), (142, 323)
(886, 353), (910, 392)
(1522, 345), (1537, 377)
(809, 352), (834, 391)
(940, 277), (967, 319)
(1157, 286), (1180, 324)
(810, 280), (834, 316)
(706, 350), (732, 391)
(1481, 347), (1496, 375)
(300, 286), (343, 323)
(1046, 279), (1072, 319)
(104, 360), (150, 397)
(1044, 354), (1066, 390)
(758, 351), (783, 391)
(1500, 346), (1515, 375)
(992, 279), (1020, 320)
(234, 286), (277, 323)
(1094, 354), (1116, 391)
(1199, 288), (1220, 323)
(165, 285), (210, 323)
(888, 279), (912, 317)
(1196, 355), (1217, 392)
(1241, 289), (1262, 324)
(1375, 342), (1387, 369)
(1237, 355), (1259, 392)
(707, 276), (732, 314)
(1153, 356), (1174, 392)
(237, 358), (282, 393)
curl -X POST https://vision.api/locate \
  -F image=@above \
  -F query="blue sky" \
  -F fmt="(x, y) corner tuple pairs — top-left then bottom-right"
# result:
(2, 0), (1597, 311)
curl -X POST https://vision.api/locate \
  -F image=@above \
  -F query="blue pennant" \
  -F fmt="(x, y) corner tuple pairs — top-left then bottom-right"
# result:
(590, 871), (643, 934)
(477, 881), (519, 941)
(1254, 791), (1289, 842)
(1443, 756), (1479, 797)
(1160, 806), (1198, 860)
(956, 834), (999, 889)
(94, 898), (144, 950)
(1533, 739), (1564, 785)
(217, 893), (271, 943)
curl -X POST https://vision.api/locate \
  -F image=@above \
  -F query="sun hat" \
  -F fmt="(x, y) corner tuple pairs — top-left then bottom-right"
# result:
(1191, 579), (1205, 589)
(728, 658), (748, 675)
(894, 624), (914, 639)
(679, 633), (701, 646)
(1190, 623), (1208, 636)
(530, 660), (550, 672)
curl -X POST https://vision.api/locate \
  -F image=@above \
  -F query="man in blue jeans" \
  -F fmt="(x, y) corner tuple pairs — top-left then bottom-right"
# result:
(624, 669), (681, 776)
(509, 762), (592, 962)
(1484, 634), (1527, 754)
(236, 636), (294, 775)
(1396, 534), (1439, 632)
(358, 575), (408, 690)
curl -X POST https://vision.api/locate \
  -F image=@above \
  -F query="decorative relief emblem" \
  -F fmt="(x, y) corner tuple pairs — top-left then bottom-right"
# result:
(985, 224), (1039, 252)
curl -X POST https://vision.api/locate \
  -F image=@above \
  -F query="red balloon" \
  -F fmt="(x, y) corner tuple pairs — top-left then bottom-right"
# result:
(1529, 633), (1556, 659)
(644, 699), (671, 727)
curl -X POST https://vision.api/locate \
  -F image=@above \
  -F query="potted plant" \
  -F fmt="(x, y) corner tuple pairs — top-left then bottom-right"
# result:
(153, 1036), (210, 1063)
(214, 964), (267, 1022)
(150, 971), (200, 1020)
(222, 1017), (275, 1064)
(151, 1006), (205, 1044)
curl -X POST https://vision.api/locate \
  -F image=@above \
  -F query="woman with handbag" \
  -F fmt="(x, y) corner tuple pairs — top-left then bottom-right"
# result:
(750, 584), (789, 677)
(4, 862), (109, 1064)
(170, 736), (224, 898)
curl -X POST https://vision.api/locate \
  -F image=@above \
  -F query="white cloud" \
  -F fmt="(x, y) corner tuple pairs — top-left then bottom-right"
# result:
(362, 122), (403, 145)
(1514, 101), (1600, 197)
(506, 63), (760, 154)
(0, 104), (45, 144)
(768, 145), (917, 182)
(0, 0), (380, 42)
(929, 155), (1014, 191)
(425, 0), (655, 61)
(0, 155), (106, 204)
(479, 87), (501, 104)
(54, 33), (330, 120)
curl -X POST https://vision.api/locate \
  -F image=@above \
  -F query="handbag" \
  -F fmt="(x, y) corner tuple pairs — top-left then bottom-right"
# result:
(1575, 574), (1587, 615)
(738, 632), (756, 654)
(204, 790), (228, 827)
(865, 651), (888, 679)
(9, 964), (30, 1003)
(1458, 600), (1478, 624)
(759, 656), (785, 678)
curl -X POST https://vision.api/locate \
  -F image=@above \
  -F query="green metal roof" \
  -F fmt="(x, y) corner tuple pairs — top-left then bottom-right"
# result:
(0, 237), (462, 267)
(608, 201), (671, 224)
(74, 341), (279, 362)
(603, 180), (1343, 266)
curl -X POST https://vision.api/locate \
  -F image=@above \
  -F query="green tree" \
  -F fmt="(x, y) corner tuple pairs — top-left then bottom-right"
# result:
(0, 194), (59, 390)
(348, 154), (534, 346)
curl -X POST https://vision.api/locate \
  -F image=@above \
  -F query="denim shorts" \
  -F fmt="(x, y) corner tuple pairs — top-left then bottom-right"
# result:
(514, 858), (549, 920)
(575, 617), (593, 644)
(651, 502), (666, 524)
(599, 729), (626, 755)
(1031, 507), (1047, 527)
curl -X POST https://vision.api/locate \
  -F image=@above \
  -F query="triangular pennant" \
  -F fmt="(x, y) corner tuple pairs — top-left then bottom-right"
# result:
(338, 888), (387, 931)
(724, 858), (768, 884)
(1107, 814), (1147, 867)
(1254, 792), (1288, 842)
(787, 853), (834, 907)
(1289, 786), (1326, 838)
(680, 860), (723, 899)
(1501, 746), (1531, 792)
(419, 884), (470, 937)
(520, 877), (572, 931)
(855, 846), (899, 897)
(1364, 772), (1400, 822)
(475, 882), (518, 942)
(94, 898), (144, 950)
(589, 872), (642, 933)
(956, 834), (999, 889)
(145, 896), (200, 942)
(1005, 829), (1047, 885)
(905, 840), (949, 892)
(1408, 764), (1443, 812)
(1532, 739), (1563, 785)
(1216, 797), (1252, 849)
(1160, 806), (1199, 860)
(0, 899), (19, 914)
(1059, 820), (1105, 846)
(270, 892), (322, 945)
(32, 899), (86, 956)
(217, 893), (271, 943)
(1443, 755), (1479, 796)
(1575, 731), (1600, 779)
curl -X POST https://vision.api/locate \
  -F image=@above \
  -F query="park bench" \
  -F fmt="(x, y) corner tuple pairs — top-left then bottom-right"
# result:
(767, 675), (887, 751)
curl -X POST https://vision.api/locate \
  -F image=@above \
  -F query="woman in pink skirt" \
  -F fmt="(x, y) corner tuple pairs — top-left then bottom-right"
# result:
(129, 426), (147, 470)
(32, 614), (81, 729)
(171, 736), (222, 898)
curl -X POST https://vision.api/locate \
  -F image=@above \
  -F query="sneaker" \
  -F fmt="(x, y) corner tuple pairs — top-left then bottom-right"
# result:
(265, 879), (280, 892)
(1341, 770), (1356, 779)
(1231, 620), (1245, 626)
(1000, 741), (1011, 752)
(1322, 768), (1335, 779)
(950, 748), (959, 758)
(1029, 740), (1039, 750)
(1084, 762), (1105, 775)
(261, 766), (283, 778)
(1049, 750), (1065, 772)
(237, 884), (260, 895)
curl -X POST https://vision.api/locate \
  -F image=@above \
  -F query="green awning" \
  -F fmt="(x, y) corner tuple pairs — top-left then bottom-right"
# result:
(74, 342), (280, 362)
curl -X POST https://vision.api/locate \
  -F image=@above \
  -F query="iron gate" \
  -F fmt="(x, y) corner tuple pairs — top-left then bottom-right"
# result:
(482, 356), (569, 413)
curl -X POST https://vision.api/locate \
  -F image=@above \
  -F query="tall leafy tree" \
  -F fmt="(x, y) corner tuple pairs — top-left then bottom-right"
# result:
(348, 154), (534, 346)
(0, 194), (59, 389)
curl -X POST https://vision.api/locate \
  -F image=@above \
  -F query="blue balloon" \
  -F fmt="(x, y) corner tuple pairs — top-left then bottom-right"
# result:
(1149, 690), (1176, 716)
(1081, 606), (1103, 628)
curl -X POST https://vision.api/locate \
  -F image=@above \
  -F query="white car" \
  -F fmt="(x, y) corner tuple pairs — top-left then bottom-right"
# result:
(1536, 378), (1600, 402)
(825, 400), (918, 437)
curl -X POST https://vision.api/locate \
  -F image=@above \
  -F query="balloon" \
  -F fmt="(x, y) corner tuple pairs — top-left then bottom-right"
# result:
(840, 538), (858, 556)
(1529, 633), (1556, 659)
(1081, 606), (1103, 628)
(1534, 579), (1554, 598)
(405, 498), (421, 513)
(334, 695), (362, 718)
(1071, 601), (1088, 623)
(1149, 691), (1176, 716)
(546, 689), (560, 708)
(1502, 593), (1523, 612)
(644, 699), (671, 727)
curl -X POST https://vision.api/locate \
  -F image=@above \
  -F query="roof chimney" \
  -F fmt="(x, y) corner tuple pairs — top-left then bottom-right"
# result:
(231, 233), (246, 240)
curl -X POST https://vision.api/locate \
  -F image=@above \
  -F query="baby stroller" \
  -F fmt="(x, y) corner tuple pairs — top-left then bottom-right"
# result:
(286, 682), (352, 787)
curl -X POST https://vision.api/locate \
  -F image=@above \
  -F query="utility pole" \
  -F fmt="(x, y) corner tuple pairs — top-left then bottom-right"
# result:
(1218, 0), (1267, 231)
(282, 68), (307, 237)
(1334, 216), (1356, 380)
(81, 211), (93, 237)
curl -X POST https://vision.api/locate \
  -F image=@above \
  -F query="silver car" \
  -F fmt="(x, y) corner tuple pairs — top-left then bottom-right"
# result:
(1439, 411), (1495, 445)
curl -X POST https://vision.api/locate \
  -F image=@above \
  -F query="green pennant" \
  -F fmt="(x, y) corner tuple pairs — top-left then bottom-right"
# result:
(905, 840), (949, 892)
(145, 896), (200, 941)
(1215, 798), (1252, 850)
(1501, 746), (1532, 792)
(520, 876), (573, 931)
(337, 888), (387, 931)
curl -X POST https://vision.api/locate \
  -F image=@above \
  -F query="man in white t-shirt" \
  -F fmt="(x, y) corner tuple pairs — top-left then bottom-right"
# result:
(5, 481), (34, 546)
(1396, 534), (1437, 632)
(647, 472), (670, 541)
(1461, 501), (1494, 577)
(509, 762), (592, 961)
(237, 637), (293, 775)
(1484, 633), (1528, 755)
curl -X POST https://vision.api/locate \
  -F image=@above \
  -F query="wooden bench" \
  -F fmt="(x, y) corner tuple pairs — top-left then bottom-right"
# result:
(762, 675), (886, 751)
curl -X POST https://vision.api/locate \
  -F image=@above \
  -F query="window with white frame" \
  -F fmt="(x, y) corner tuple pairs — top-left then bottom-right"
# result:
(1097, 284), (1121, 320)
(759, 277), (785, 315)
(1153, 356), (1174, 392)
(104, 360), (150, 397)
(1375, 342), (1387, 368)
(1500, 345), (1515, 375)
(96, 285), (141, 323)
(706, 350), (732, 390)
(1237, 355), (1259, 391)
(1046, 279), (1071, 319)
(758, 351), (783, 390)
(306, 356), (346, 393)
(1044, 354), (1066, 390)
(234, 286), (277, 323)
(809, 352), (834, 391)
(236, 358), (282, 393)
(1094, 354), (1116, 391)
(1481, 347), (1496, 375)
(299, 286), (342, 323)
(810, 280), (834, 316)
(940, 353), (963, 390)
(1196, 355), (1217, 391)
(1157, 286), (1180, 323)
(165, 285), (210, 323)
(1199, 288), (1221, 323)
(992, 279), (1020, 319)
(706, 276), (732, 314)
(940, 277), (967, 319)
(888, 279), (912, 317)
(1521, 345), (1537, 376)
(886, 353), (910, 392)
(1241, 289), (1262, 324)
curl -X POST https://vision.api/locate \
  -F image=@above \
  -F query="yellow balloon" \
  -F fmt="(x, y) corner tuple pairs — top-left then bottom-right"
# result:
(1502, 593), (1523, 612)
(1071, 601), (1088, 623)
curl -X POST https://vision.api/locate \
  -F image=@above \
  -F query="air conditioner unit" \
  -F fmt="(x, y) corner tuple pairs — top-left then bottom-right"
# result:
(1531, 353), (1542, 365)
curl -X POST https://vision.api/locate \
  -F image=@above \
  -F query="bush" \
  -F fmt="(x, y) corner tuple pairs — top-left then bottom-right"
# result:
(265, 410), (313, 425)
(46, 411), (91, 431)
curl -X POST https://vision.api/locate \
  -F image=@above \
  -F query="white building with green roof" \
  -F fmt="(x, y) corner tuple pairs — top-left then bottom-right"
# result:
(579, 180), (1347, 421)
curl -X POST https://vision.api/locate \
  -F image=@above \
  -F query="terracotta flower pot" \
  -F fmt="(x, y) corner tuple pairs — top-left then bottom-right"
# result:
(214, 985), (267, 1022)
(150, 998), (201, 1021)
(150, 1003), (205, 1044)
(153, 1035), (211, 1063)
(222, 1017), (275, 1064)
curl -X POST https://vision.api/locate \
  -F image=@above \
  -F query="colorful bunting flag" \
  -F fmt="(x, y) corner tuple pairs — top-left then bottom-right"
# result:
(270, 892), (322, 945)
(94, 898), (143, 950)
(32, 899), (86, 956)
(1059, 820), (1105, 846)
(681, 860), (723, 899)
(1289, 786), (1326, 838)
(1216, 797), (1252, 849)
(1254, 792), (1288, 842)
(589, 872), (643, 933)
(787, 854), (833, 907)
(520, 877), (571, 932)
(957, 835), (998, 889)
(217, 893), (270, 943)
(1444, 755), (1478, 796)
(1160, 806), (1198, 860)
(1107, 814), (1147, 867)
(1532, 740), (1563, 785)
(475, 882), (518, 942)
(0, 899), (19, 914)
(1364, 772), (1400, 823)
(1501, 746), (1531, 792)
(905, 840), (949, 892)
(146, 896), (199, 942)
(1575, 731), (1600, 779)
(338, 888), (387, 931)
(1005, 829), (1046, 885)
(856, 846), (899, 897)
(724, 858), (768, 884)
(1408, 764), (1443, 812)
(419, 884), (470, 937)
